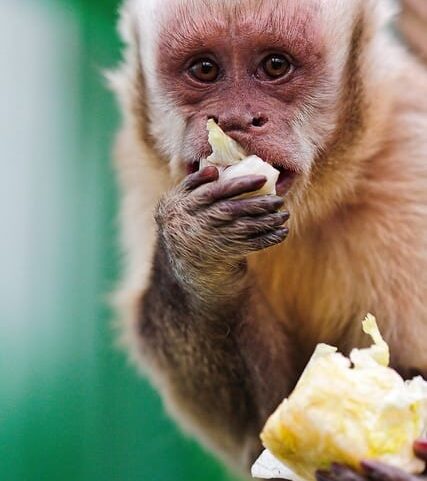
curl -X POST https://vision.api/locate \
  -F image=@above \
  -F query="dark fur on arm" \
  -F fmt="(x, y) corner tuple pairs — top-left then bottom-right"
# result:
(139, 238), (259, 446)
(134, 167), (294, 467)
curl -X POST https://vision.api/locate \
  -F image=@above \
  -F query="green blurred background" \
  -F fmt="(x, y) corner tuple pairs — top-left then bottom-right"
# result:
(0, 1), (238, 480)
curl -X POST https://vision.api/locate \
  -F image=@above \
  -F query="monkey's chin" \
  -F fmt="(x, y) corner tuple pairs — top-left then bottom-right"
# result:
(275, 166), (296, 196)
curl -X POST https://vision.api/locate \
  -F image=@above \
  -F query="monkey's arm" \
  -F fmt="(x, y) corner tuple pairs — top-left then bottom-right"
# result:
(140, 241), (258, 455)
(135, 167), (292, 468)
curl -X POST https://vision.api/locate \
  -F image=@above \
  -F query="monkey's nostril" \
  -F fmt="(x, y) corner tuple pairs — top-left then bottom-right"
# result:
(208, 115), (219, 124)
(252, 116), (268, 128)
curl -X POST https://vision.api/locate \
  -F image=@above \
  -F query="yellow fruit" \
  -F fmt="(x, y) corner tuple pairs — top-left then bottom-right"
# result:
(256, 315), (427, 481)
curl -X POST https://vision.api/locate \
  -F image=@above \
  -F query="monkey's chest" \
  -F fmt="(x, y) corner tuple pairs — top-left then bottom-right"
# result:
(249, 243), (370, 350)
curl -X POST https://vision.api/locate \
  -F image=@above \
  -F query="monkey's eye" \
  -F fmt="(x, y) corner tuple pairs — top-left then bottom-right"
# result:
(260, 54), (293, 80)
(188, 58), (220, 83)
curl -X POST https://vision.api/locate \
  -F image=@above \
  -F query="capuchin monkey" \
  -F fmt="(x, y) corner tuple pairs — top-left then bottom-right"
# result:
(110, 0), (427, 479)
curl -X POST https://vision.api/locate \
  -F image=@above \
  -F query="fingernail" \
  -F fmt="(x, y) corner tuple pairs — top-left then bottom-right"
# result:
(414, 439), (427, 458)
(273, 197), (285, 207)
(414, 439), (427, 449)
(201, 166), (218, 177)
(281, 211), (290, 221)
(252, 175), (267, 184)
(277, 227), (289, 236)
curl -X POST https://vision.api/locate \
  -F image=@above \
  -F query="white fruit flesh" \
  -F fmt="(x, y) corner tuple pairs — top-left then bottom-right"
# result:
(201, 120), (280, 197)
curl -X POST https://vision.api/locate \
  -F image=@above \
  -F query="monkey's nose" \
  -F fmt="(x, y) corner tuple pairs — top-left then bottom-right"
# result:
(251, 114), (268, 128)
(208, 113), (269, 132)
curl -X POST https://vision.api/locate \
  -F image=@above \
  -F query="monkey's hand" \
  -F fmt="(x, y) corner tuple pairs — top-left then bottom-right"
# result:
(155, 166), (289, 297)
(316, 440), (427, 481)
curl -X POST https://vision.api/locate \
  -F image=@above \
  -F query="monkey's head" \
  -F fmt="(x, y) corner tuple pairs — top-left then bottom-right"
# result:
(114, 0), (398, 226)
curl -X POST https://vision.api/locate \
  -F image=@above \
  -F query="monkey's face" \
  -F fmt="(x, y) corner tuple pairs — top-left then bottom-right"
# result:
(133, 0), (374, 197)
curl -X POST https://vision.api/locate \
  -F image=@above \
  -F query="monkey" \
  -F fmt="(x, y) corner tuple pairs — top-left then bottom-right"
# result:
(109, 0), (427, 479)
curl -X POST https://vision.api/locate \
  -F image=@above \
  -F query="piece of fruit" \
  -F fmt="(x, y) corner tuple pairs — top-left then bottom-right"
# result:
(253, 315), (427, 480)
(201, 120), (279, 197)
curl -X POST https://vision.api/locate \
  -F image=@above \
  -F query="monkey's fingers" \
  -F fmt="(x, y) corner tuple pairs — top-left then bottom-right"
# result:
(228, 212), (290, 237)
(316, 464), (366, 481)
(183, 166), (219, 191)
(246, 228), (289, 252)
(227, 212), (289, 252)
(193, 175), (267, 206)
(316, 469), (336, 481)
(317, 460), (425, 481)
(361, 461), (418, 481)
(414, 439), (427, 462)
(209, 196), (285, 224)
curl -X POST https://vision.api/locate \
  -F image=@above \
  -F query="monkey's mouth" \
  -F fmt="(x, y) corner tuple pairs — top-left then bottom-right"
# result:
(275, 165), (296, 195)
(188, 161), (295, 194)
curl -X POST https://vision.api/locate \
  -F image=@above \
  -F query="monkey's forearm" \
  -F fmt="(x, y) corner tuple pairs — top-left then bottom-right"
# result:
(137, 239), (260, 451)
(134, 169), (290, 465)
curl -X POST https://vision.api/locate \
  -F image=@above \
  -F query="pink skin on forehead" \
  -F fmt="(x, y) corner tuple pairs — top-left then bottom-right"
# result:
(159, 0), (323, 66)
(157, 0), (326, 195)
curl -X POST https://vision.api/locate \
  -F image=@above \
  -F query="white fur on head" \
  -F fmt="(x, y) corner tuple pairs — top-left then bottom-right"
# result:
(115, 0), (187, 181)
